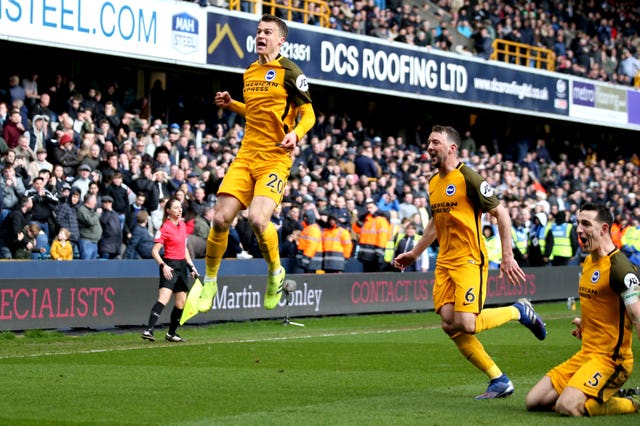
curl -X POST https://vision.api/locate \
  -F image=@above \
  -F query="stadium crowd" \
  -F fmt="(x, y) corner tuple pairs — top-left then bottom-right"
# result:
(191, 0), (640, 85)
(0, 69), (639, 270)
(0, 1), (638, 270)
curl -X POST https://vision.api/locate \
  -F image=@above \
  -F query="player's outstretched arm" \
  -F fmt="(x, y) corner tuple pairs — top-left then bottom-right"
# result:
(215, 91), (246, 115)
(624, 289), (640, 338)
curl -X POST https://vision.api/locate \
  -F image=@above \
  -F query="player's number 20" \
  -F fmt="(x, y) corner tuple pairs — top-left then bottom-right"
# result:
(266, 173), (284, 194)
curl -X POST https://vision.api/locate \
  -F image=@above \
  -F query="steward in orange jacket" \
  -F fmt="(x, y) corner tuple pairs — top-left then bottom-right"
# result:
(296, 212), (323, 273)
(357, 210), (391, 272)
(322, 214), (353, 273)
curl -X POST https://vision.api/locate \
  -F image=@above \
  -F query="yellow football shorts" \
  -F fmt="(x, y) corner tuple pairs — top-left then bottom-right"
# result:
(547, 350), (633, 402)
(433, 262), (488, 314)
(217, 156), (290, 208)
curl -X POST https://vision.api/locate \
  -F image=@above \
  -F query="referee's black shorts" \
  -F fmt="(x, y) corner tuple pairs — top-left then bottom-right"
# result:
(159, 258), (190, 292)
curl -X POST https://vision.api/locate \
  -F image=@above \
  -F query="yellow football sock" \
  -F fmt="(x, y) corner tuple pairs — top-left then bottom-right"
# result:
(475, 306), (520, 333)
(451, 332), (502, 380)
(256, 222), (281, 273)
(585, 396), (637, 416)
(205, 228), (229, 278)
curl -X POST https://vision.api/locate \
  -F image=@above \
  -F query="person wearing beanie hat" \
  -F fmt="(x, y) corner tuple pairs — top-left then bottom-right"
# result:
(54, 132), (80, 177)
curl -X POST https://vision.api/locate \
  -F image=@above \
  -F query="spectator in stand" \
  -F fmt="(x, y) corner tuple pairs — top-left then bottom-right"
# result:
(389, 222), (428, 272)
(1, 165), (26, 215)
(7, 75), (25, 106)
(398, 191), (419, 221)
(54, 133), (80, 178)
(354, 144), (380, 180)
(376, 189), (399, 213)
(126, 192), (147, 233)
(527, 211), (554, 267)
(281, 204), (303, 243)
(223, 214), (247, 259)
(98, 151), (121, 185)
(55, 187), (81, 255)
(50, 227), (73, 260)
(321, 212), (352, 273)
(104, 172), (130, 230)
(618, 48), (640, 84)
(29, 114), (50, 153)
(549, 210), (579, 266)
(124, 210), (154, 259)
(297, 210), (323, 273)
(28, 148), (53, 182)
(71, 163), (94, 199)
(13, 223), (45, 259)
(472, 25), (493, 59)
(621, 218), (640, 267)
(483, 224), (502, 270)
(511, 211), (529, 267)
(98, 195), (122, 259)
(357, 198), (391, 272)
(77, 192), (102, 260)
(24, 176), (58, 242)
(2, 109), (24, 149)
(131, 162), (160, 212)
(8, 195), (33, 258)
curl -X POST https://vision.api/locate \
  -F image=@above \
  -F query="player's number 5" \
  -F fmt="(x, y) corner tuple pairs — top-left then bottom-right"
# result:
(587, 372), (602, 387)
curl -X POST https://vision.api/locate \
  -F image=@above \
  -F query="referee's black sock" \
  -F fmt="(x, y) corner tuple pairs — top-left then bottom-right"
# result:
(169, 307), (183, 335)
(147, 301), (165, 330)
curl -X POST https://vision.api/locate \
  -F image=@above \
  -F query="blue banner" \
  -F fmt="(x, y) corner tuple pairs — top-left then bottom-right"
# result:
(206, 13), (569, 117)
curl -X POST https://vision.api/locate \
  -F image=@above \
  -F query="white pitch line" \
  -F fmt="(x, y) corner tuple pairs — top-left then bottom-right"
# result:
(0, 324), (439, 361)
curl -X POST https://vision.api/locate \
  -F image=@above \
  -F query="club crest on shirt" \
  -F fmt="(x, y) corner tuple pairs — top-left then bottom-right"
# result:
(624, 272), (639, 289)
(479, 181), (494, 197)
(445, 184), (456, 196)
(591, 270), (600, 284)
(265, 69), (276, 82)
(296, 74), (309, 92)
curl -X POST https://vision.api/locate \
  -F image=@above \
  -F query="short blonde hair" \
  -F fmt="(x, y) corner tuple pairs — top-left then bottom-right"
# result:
(58, 227), (71, 239)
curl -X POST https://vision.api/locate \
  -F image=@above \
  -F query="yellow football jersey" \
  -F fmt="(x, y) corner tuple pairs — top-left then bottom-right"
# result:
(579, 249), (638, 359)
(429, 163), (499, 268)
(236, 54), (312, 162)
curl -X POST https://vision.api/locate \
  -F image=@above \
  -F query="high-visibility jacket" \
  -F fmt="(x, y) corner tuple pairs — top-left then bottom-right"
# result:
(484, 235), (502, 267)
(297, 223), (323, 271)
(550, 222), (573, 258)
(385, 232), (422, 263)
(357, 215), (391, 263)
(532, 223), (553, 259)
(322, 225), (352, 271)
(511, 226), (528, 257)
(621, 226), (640, 252)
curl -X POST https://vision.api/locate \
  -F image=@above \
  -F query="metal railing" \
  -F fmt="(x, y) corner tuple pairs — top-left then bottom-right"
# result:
(228, 0), (331, 29)
(490, 39), (556, 71)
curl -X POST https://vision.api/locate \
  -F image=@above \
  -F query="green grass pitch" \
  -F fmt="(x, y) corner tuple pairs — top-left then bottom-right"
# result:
(0, 302), (637, 425)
